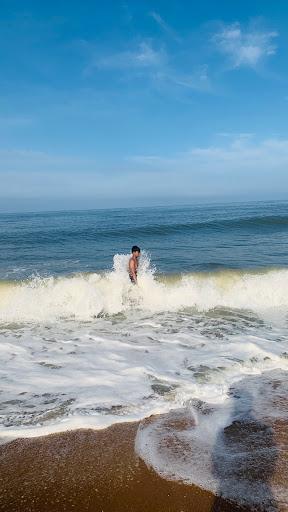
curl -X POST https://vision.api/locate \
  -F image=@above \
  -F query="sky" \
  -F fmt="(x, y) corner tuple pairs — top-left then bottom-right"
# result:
(1, 0), (288, 211)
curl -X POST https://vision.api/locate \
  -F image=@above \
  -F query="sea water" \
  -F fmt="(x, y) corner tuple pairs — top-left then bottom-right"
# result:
(0, 201), (287, 506)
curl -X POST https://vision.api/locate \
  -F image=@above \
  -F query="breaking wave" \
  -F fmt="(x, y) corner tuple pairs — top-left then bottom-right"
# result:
(0, 253), (288, 323)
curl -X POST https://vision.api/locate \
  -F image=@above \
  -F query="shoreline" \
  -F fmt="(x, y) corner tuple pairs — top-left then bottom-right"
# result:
(0, 420), (251, 512)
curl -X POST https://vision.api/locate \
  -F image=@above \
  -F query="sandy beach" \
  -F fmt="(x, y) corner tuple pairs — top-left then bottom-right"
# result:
(0, 370), (287, 511)
(0, 419), (254, 512)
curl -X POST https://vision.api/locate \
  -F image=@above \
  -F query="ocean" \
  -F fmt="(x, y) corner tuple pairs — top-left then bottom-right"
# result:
(0, 200), (287, 509)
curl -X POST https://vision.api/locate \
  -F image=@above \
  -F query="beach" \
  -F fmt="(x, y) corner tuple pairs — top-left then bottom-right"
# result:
(0, 202), (287, 510)
(0, 420), (271, 512)
(1, 370), (287, 512)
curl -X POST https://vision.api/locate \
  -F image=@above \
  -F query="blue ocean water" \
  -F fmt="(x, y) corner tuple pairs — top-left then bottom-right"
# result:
(1, 200), (288, 280)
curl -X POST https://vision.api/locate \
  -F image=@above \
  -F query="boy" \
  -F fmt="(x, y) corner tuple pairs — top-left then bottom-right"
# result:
(129, 246), (140, 284)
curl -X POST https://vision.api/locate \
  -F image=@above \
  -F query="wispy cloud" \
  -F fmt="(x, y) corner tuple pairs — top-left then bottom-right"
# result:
(129, 135), (288, 174)
(168, 65), (210, 91)
(213, 22), (278, 68)
(85, 41), (166, 74)
(149, 11), (181, 42)
(81, 37), (210, 93)
(1, 137), (287, 202)
(79, 17), (278, 96)
(121, 2), (133, 24)
(153, 64), (211, 93)
(4, 136), (287, 179)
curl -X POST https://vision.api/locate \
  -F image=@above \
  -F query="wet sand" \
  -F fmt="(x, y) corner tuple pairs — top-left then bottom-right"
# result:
(0, 421), (249, 512)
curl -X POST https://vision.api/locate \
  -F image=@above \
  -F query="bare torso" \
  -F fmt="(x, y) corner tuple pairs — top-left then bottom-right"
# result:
(128, 256), (138, 283)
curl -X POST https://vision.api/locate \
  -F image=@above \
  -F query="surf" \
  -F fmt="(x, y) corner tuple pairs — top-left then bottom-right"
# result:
(0, 253), (288, 323)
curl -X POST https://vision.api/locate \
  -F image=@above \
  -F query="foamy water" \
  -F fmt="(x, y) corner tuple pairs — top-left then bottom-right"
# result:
(0, 254), (287, 443)
(135, 371), (288, 510)
(1, 254), (288, 321)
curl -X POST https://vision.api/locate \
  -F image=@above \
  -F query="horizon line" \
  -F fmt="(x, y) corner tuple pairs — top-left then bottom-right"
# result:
(0, 197), (287, 216)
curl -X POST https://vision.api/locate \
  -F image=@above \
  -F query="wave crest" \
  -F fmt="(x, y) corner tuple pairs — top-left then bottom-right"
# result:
(0, 255), (288, 323)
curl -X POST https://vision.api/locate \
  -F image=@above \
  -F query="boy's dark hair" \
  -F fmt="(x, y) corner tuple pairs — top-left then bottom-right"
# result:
(132, 245), (140, 253)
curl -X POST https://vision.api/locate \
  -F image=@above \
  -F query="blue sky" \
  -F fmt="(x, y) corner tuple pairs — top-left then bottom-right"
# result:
(1, 0), (288, 211)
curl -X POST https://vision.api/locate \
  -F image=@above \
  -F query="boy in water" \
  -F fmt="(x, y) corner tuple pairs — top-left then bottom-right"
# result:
(129, 245), (140, 284)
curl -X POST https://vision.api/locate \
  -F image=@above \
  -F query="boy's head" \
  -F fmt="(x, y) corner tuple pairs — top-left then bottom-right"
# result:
(131, 245), (141, 257)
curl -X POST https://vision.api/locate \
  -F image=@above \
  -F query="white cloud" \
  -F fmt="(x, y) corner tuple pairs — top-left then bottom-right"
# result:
(124, 136), (288, 200)
(92, 41), (165, 71)
(129, 135), (288, 174)
(82, 38), (211, 93)
(78, 28), (214, 94)
(149, 11), (181, 42)
(134, 41), (163, 66)
(213, 22), (278, 68)
(166, 65), (211, 91)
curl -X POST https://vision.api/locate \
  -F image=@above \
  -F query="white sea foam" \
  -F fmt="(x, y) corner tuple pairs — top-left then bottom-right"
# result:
(135, 371), (288, 508)
(0, 254), (288, 323)
(0, 255), (287, 445)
